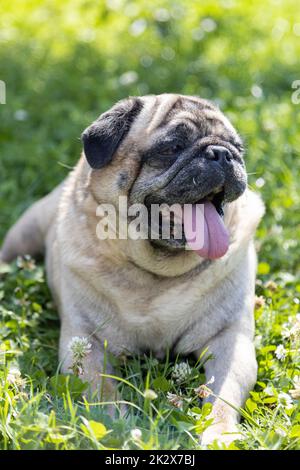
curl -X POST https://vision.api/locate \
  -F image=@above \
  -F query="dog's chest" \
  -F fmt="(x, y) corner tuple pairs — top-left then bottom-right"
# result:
(108, 276), (206, 352)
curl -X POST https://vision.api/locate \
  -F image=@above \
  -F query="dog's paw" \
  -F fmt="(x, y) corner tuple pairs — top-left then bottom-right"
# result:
(200, 423), (242, 448)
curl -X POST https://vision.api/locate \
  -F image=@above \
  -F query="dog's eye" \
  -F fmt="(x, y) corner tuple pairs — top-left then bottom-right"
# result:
(160, 143), (184, 156)
(143, 141), (185, 169)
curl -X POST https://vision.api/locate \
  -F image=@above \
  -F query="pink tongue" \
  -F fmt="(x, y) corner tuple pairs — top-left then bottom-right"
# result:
(184, 202), (229, 259)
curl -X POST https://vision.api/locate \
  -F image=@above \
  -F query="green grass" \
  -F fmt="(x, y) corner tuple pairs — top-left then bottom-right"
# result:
(0, 0), (300, 450)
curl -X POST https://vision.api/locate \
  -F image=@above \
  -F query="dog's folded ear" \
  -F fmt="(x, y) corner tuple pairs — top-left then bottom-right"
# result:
(81, 97), (143, 169)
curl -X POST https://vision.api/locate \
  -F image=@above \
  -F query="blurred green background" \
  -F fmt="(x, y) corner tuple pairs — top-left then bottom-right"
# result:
(0, 0), (300, 274)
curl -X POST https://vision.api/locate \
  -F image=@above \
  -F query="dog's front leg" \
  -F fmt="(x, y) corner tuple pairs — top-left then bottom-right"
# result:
(195, 324), (257, 446)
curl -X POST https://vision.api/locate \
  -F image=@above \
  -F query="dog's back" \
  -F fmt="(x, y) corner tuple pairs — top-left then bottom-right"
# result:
(0, 181), (65, 263)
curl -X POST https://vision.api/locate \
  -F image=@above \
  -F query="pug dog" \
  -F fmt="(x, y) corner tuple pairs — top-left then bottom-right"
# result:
(0, 94), (264, 445)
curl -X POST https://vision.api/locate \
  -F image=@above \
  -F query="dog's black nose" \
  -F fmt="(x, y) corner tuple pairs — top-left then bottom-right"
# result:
(205, 145), (233, 164)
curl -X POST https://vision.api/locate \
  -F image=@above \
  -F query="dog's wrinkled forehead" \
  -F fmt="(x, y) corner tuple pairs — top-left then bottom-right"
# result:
(81, 94), (243, 170)
(128, 94), (241, 148)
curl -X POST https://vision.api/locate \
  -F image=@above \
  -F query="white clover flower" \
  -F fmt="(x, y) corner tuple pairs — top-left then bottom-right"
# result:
(6, 365), (23, 386)
(68, 336), (92, 360)
(278, 392), (293, 410)
(68, 336), (92, 375)
(281, 315), (300, 341)
(130, 428), (142, 441)
(264, 385), (274, 396)
(275, 427), (287, 437)
(194, 376), (215, 399)
(171, 362), (192, 384)
(281, 326), (291, 339)
(290, 320), (300, 340)
(265, 280), (278, 292)
(194, 384), (212, 399)
(275, 344), (287, 361)
(289, 376), (300, 399)
(254, 295), (265, 309)
(167, 392), (184, 409)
